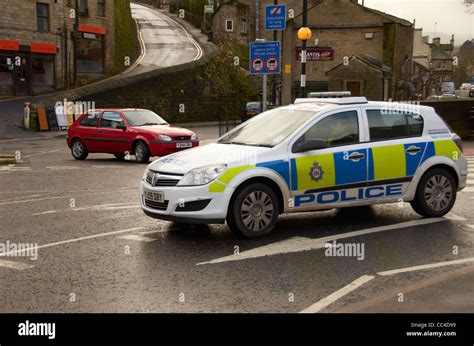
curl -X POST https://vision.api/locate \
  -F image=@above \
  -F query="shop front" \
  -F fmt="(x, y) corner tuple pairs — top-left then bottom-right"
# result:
(76, 24), (107, 75)
(0, 39), (57, 96)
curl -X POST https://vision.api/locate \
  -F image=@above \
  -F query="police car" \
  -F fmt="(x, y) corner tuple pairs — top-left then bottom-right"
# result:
(140, 93), (468, 238)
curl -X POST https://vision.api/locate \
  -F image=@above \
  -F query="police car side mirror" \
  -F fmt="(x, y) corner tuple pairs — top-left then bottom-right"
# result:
(293, 139), (327, 153)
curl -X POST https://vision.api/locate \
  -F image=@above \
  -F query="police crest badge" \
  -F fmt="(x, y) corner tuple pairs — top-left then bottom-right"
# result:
(309, 161), (324, 181)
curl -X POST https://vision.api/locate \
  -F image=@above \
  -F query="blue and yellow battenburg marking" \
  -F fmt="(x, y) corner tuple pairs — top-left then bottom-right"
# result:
(208, 139), (461, 197)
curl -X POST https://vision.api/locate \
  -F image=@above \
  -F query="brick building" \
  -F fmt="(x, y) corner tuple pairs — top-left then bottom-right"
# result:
(0, 0), (115, 96)
(281, 0), (414, 103)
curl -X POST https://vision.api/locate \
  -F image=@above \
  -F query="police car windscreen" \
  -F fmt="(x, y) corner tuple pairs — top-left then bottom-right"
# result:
(219, 108), (315, 147)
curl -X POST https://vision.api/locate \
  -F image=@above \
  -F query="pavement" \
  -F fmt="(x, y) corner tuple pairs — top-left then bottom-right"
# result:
(0, 136), (473, 313)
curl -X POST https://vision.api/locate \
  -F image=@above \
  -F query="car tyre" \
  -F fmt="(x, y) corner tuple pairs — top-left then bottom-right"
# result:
(71, 139), (88, 160)
(411, 168), (457, 217)
(134, 141), (150, 164)
(227, 183), (279, 238)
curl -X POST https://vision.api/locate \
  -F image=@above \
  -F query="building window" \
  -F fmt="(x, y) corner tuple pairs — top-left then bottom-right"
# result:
(241, 18), (247, 34)
(36, 3), (50, 32)
(77, 33), (104, 74)
(79, 0), (88, 16)
(97, 0), (106, 17)
(225, 20), (233, 32)
(31, 56), (55, 92)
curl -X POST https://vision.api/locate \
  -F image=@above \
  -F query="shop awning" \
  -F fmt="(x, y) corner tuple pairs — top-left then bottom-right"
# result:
(78, 24), (107, 35)
(0, 40), (20, 51)
(31, 42), (57, 54)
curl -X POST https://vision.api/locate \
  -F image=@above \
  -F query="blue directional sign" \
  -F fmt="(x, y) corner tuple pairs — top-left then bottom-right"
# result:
(250, 41), (281, 75)
(265, 5), (287, 30)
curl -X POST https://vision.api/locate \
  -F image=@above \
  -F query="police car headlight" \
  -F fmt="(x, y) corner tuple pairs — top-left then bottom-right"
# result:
(191, 133), (198, 141)
(159, 134), (172, 142)
(142, 168), (149, 181)
(178, 164), (227, 186)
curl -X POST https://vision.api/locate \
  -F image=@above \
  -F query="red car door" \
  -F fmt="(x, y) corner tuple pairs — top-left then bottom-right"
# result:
(78, 111), (102, 152)
(97, 111), (132, 153)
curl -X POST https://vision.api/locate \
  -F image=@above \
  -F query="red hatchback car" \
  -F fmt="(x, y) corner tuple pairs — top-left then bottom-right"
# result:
(67, 109), (199, 163)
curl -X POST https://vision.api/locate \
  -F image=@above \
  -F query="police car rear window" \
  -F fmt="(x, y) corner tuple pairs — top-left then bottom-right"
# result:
(366, 110), (423, 141)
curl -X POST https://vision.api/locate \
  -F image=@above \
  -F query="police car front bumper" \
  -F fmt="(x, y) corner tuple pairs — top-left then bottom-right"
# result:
(139, 181), (227, 224)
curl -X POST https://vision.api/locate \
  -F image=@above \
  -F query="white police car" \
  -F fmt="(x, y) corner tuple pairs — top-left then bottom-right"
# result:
(140, 93), (468, 238)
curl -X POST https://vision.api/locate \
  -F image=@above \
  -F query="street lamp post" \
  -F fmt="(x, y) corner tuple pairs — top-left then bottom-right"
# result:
(298, 0), (311, 98)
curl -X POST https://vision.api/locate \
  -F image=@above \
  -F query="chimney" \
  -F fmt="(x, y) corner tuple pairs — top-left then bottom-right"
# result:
(432, 37), (440, 45)
(450, 34), (455, 46)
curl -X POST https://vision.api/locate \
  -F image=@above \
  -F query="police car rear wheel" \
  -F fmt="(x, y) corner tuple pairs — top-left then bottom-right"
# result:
(411, 168), (456, 217)
(227, 183), (279, 238)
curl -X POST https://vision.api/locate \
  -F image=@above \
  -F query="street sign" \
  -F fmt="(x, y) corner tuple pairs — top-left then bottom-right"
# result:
(296, 47), (335, 61)
(204, 5), (214, 13)
(250, 41), (281, 75)
(265, 5), (287, 30)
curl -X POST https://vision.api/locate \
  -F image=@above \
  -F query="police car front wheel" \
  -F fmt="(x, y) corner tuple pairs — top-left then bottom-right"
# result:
(411, 168), (457, 217)
(227, 183), (279, 238)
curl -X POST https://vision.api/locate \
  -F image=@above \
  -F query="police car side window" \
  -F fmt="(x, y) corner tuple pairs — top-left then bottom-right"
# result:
(303, 111), (359, 147)
(80, 112), (100, 127)
(367, 110), (423, 141)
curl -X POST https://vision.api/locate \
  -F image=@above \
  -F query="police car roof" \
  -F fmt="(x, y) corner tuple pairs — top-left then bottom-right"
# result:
(292, 99), (434, 115)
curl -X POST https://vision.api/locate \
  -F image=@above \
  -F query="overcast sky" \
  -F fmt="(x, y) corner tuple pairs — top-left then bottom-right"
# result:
(363, 0), (473, 45)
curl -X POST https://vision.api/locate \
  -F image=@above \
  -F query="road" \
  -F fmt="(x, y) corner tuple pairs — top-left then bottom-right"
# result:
(129, 3), (203, 75)
(0, 4), (203, 140)
(0, 137), (474, 313)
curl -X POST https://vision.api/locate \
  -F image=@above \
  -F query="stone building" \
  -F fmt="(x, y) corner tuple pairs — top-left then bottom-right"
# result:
(212, 1), (252, 45)
(281, 0), (414, 103)
(211, 0), (315, 45)
(326, 54), (392, 100)
(412, 30), (455, 97)
(0, 0), (115, 96)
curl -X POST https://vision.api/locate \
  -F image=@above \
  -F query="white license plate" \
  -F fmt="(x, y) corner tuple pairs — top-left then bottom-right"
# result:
(176, 142), (192, 148)
(144, 190), (164, 203)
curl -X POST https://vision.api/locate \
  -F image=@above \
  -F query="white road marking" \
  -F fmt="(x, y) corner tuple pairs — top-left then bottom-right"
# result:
(0, 189), (138, 206)
(300, 275), (375, 313)
(443, 212), (467, 221)
(0, 259), (35, 270)
(0, 166), (32, 172)
(467, 225), (474, 230)
(377, 257), (474, 276)
(466, 180), (474, 185)
(2, 227), (144, 257)
(46, 166), (79, 170)
(31, 210), (56, 216)
(119, 234), (156, 242)
(24, 150), (60, 158)
(462, 187), (474, 193)
(196, 218), (445, 265)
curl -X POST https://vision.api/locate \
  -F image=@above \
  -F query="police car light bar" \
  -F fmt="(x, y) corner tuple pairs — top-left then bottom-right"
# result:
(294, 97), (368, 105)
(309, 92), (352, 98)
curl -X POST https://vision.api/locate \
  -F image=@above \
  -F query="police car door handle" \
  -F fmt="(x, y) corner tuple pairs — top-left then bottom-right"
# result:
(348, 152), (365, 161)
(406, 146), (421, 155)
